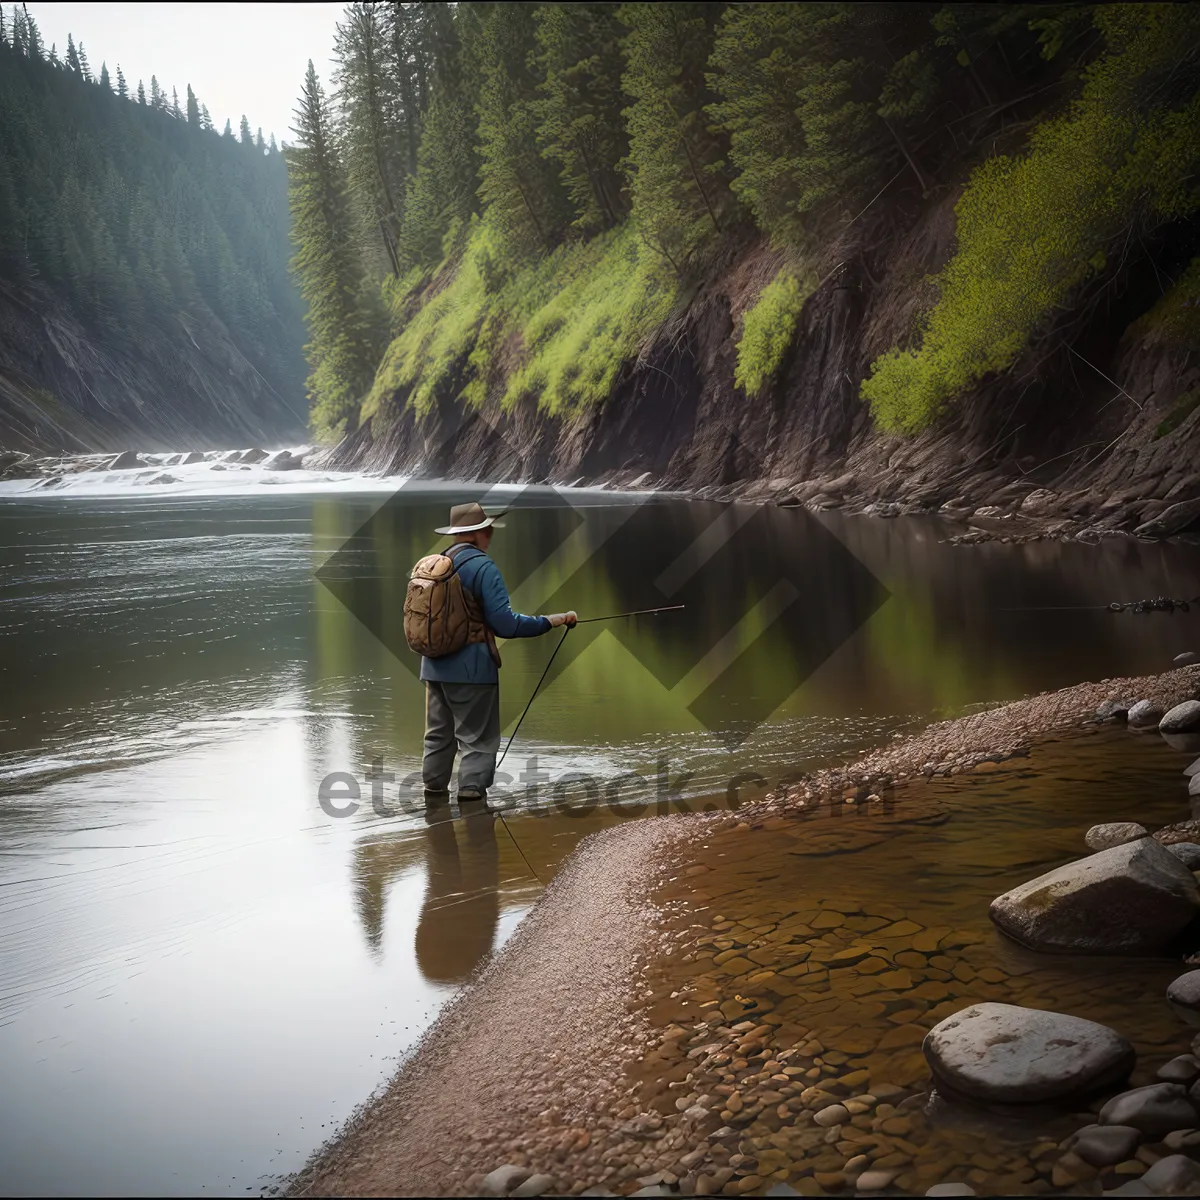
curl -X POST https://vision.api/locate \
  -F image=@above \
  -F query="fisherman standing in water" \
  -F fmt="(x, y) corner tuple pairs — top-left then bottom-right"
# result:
(409, 503), (575, 805)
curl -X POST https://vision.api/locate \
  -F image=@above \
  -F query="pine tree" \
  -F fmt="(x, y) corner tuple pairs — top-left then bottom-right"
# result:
(137, 79), (146, 105)
(65, 32), (80, 73)
(116, 65), (127, 99)
(334, 0), (408, 278)
(268, 133), (278, 154)
(23, 6), (42, 59)
(99, 61), (111, 91)
(396, 2), (482, 270)
(255, 127), (265, 151)
(533, 3), (629, 232)
(222, 118), (233, 139)
(78, 41), (90, 80)
(150, 75), (163, 109)
(286, 59), (379, 438)
(186, 84), (200, 124)
(200, 104), (213, 131)
(475, 2), (569, 256)
(239, 114), (253, 144)
(48, 42), (58, 66)
(619, 2), (734, 272)
(171, 86), (182, 118)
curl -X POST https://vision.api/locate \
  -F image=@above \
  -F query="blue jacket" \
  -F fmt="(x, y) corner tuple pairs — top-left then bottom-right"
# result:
(419, 546), (551, 684)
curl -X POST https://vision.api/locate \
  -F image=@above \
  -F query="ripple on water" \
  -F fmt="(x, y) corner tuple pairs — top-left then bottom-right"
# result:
(628, 724), (1200, 1195)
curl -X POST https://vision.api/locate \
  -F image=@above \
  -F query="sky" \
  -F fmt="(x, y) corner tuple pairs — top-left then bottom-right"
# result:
(24, 2), (346, 145)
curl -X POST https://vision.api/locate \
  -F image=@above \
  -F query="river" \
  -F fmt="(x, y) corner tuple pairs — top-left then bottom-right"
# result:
(1, 471), (1198, 1195)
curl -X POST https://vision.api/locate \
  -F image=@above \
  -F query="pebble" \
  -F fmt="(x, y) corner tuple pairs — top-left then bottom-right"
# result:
(1128, 700), (1164, 729)
(1068, 1124), (1142, 1168)
(1086, 822), (1149, 850)
(1161, 701), (1200, 735)
(1167, 971), (1200, 1017)
(510, 1174), (556, 1198)
(855, 1168), (896, 1190)
(1157, 1055), (1200, 1085)
(481, 1164), (534, 1197)
(1099, 1083), (1200, 1138)
(814, 1104), (848, 1127)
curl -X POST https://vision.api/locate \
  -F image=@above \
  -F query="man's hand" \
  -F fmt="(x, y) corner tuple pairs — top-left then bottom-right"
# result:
(547, 611), (578, 628)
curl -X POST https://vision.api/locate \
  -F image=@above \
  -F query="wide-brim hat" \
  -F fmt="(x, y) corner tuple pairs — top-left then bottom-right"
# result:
(434, 502), (508, 534)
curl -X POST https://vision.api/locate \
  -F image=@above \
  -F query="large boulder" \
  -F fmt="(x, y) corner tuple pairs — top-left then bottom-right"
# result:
(1176, 652), (1200, 668)
(923, 1003), (1135, 1104)
(1190, 775), (1200, 799)
(108, 451), (145, 470)
(1065, 1124), (1141, 1168)
(238, 447), (268, 464)
(179, 451), (205, 465)
(1086, 822), (1149, 851)
(1162, 702), (1200, 735)
(989, 838), (1200, 954)
(1099, 1083), (1199, 1139)
(265, 450), (304, 471)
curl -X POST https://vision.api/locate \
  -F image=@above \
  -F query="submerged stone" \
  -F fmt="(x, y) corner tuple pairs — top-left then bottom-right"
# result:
(1127, 701), (1163, 729)
(1162, 702), (1200, 735)
(923, 1002), (1135, 1103)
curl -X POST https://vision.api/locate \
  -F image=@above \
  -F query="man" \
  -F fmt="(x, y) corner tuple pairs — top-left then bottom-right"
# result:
(421, 502), (575, 803)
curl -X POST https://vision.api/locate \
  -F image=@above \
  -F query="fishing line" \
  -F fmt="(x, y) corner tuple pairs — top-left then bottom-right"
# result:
(490, 603), (685, 886)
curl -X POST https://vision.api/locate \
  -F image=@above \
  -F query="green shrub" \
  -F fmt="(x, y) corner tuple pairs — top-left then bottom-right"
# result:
(861, 5), (1200, 433)
(364, 219), (678, 420)
(734, 268), (815, 397)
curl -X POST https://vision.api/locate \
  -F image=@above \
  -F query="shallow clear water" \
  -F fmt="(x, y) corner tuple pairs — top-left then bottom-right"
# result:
(1, 478), (1198, 1195)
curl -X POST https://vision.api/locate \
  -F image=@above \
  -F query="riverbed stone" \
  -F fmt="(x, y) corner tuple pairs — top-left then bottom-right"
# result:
(1139, 1153), (1200, 1194)
(1068, 1124), (1142, 1167)
(510, 1174), (556, 1198)
(989, 838), (1200, 954)
(1137, 498), (1200, 538)
(1176, 652), (1200, 668)
(1166, 842), (1200, 870)
(1162, 702), (1200, 735)
(923, 1003), (1135, 1103)
(1099, 1084), (1199, 1139)
(481, 1164), (534, 1196)
(1087, 823), (1150, 851)
(1157, 1055), (1200, 1085)
(924, 1186), (976, 1197)
(1166, 971), (1200, 1018)
(1128, 701), (1164, 729)
(108, 451), (145, 470)
(1098, 699), (1137, 721)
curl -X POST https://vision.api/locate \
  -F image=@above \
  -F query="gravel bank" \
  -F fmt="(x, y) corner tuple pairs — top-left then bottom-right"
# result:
(287, 819), (687, 1197)
(748, 664), (1200, 820)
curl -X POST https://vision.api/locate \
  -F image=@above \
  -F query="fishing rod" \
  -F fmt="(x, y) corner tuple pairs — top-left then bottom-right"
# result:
(490, 604), (685, 885)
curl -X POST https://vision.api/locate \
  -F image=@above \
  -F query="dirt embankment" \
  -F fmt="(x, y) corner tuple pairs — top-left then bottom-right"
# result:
(325, 192), (1200, 547)
(287, 664), (1200, 1198)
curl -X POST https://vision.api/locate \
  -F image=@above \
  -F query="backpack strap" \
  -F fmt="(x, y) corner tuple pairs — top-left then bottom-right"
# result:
(441, 544), (502, 668)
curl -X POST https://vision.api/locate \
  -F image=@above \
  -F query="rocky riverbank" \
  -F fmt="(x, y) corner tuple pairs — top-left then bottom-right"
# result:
(287, 660), (1200, 1198)
(0, 446), (311, 488)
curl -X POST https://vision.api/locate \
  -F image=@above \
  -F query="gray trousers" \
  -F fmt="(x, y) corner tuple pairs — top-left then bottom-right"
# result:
(422, 682), (501, 792)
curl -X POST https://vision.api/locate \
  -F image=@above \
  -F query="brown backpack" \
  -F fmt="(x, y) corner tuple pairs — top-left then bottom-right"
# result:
(403, 545), (500, 664)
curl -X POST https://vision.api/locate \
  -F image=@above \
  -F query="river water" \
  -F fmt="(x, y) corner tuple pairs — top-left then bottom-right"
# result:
(1, 473), (1199, 1195)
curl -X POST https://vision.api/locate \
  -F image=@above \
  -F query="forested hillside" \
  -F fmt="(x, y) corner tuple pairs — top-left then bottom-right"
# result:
(294, 2), (1200, 534)
(0, 6), (306, 453)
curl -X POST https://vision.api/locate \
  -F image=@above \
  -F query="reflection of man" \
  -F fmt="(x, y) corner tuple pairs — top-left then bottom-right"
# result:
(415, 800), (500, 985)
(421, 503), (575, 803)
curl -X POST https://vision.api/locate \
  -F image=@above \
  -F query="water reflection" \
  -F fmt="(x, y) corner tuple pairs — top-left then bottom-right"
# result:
(352, 801), (501, 984)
